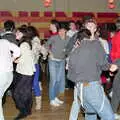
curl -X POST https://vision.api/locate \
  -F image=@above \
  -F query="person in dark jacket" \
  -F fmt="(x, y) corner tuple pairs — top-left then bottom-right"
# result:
(1, 20), (18, 45)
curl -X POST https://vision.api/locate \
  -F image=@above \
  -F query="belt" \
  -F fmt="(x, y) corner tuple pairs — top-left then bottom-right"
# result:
(83, 82), (90, 87)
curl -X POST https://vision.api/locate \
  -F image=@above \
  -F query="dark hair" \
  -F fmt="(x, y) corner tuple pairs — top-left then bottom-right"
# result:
(69, 20), (76, 24)
(50, 19), (60, 32)
(116, 17), (120, 31)
(4, 20), (15, 31)
(59, 22), (68, 30)
(76, 20), (82, 30)
(82, 15), (93, 23)
(76, 28), (91, 42)
(17, 27), (32, 49)
(21, 24), (28, 29)
(27, 26), (39, 39)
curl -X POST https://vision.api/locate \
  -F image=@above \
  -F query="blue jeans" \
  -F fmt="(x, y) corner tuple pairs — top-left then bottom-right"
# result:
(69, 81), (114, 120)
(69, 86), (80, 120)
(33, 64), (41, 96)
(48, 59), (65, 101)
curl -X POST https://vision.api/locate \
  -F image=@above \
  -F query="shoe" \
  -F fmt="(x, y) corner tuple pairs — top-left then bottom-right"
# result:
(65, 87), (69, 90)
(14, 112), (27, 120)
(55, 97), (64, 104)
(35, 96), (41, 110)
(50, 100), (60, 107)
(114, 113), (120, 119)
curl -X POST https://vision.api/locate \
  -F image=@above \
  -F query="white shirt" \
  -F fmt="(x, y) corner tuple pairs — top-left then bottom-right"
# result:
(66, 30), (78, 38)
(0, 39), (20, 72)
(16, 42), (35, 75)
(32, 36), (41, 64)
(32, 36), (48, 64)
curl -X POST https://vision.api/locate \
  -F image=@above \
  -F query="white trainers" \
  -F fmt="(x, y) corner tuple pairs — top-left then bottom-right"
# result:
(114, 113), (120, 119)
(50, 100), (60, 107)
(55, 97), (64, 104)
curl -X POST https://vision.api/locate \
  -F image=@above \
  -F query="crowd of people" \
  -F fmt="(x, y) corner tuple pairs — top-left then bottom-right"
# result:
(0, 15), (120, 120)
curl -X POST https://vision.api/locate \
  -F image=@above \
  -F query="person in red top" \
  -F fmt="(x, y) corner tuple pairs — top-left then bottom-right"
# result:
(110, 29), (120, 61)
(110, 17), (120, 119)
(49, 19), (59, 36)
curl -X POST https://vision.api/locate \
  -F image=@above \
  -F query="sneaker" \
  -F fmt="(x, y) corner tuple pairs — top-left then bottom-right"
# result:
(114, 113), (120, 119)
(55, 97), (64, 104)
(50, 100), (60, 107)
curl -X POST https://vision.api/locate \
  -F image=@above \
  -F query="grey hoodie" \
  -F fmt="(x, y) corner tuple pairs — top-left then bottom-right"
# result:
(67, 39), (110, 83)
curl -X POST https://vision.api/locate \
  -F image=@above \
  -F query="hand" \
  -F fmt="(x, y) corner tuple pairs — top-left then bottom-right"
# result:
(74, 40), (80, 48)
(13, 57), (19, 63)
(109, 64), (118, 72)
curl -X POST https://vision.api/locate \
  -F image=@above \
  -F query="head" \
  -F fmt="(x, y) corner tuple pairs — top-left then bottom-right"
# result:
(58, 23), (67, 37)
(82, 15), (94, 24)
(16, 26), (32, 49)
(49, 19), (60, 33)
(84, 19), (97, 35)
(21, 24), (28, 29)
(76, 28), (91, 42)
(16, 27), (27, 40)
(68, 20), (77, 31)
(115, 17), (120, 31)
(4, 20), (15, 32)
(27, 26), (39, 39)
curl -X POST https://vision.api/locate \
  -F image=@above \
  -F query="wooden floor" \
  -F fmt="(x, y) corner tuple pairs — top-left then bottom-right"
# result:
(3, 74), (84, 120)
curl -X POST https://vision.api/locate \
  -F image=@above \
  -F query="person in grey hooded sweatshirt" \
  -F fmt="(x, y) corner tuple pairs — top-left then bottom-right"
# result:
(68, 19), (118, 120)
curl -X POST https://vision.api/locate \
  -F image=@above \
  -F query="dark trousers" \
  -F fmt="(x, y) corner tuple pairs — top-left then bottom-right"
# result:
(65, 70), (74, 89)
(13, 72), (33, 114)
(111, 70), (120, 113)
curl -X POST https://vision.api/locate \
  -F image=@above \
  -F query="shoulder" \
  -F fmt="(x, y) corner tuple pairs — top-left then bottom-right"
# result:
(32, 37), (40, 44)
(48, 35), (58, 41)
(0, 39), (9, 44)
(20, 42), (29, 48)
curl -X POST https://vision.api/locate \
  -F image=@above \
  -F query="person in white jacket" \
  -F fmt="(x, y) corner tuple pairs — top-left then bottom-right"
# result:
(13, 26), (35, 120)
(0, 39), (20, 120)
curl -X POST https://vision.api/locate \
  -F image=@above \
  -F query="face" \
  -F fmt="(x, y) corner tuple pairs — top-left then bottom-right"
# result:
(16, 30), (23, 40)
(58, 28), (67, 37)
(85, 22), (97, 34)
(49, 24), (57, 32)
(69, 22), (76, 30)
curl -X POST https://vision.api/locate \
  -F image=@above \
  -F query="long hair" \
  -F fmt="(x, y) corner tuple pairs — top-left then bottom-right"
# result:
(17, 27), (32, 50)
(27, 26), (39, 39)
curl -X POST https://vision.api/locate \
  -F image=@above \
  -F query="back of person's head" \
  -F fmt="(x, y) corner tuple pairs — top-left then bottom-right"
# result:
(115, 17), (120, 31)
(76, 28), (91, 42)
(59, 22), (68, 31)
(27, 26), (39, 39)
(4, 20), (15, 32)
(68, 20), (76, 25)
(21, 24), (28, 29)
